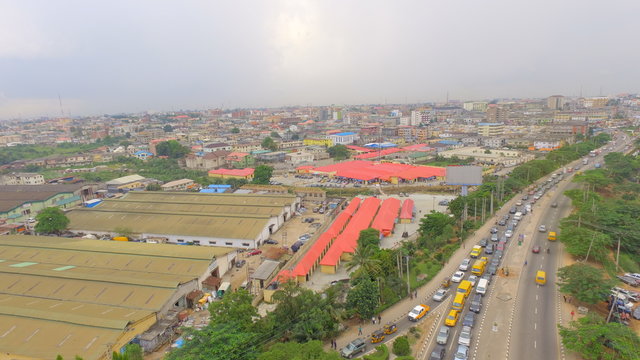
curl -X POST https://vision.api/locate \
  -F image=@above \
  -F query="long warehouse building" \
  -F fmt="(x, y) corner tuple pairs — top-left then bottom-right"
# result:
(66, 191), (300, 249)
(0, 235), (232, 360)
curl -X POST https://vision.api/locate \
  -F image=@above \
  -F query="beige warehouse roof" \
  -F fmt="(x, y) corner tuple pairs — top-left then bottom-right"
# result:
(67, 191), (297, 240)
(0, 235), (228, 360)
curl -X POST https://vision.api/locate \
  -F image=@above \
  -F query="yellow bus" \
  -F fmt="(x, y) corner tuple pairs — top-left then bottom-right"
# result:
(457, 280), (472, 298)
(452, 293), (466, 311)
(471, 259), (486, 276)
(536, 271), (547, 285)
(548, 231), (557, 241)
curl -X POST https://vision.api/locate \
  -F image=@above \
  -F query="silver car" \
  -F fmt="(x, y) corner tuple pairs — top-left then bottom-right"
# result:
(433, 288), (449, 302)
(458, 326), (472, 346)
(436, 325), (450, 345)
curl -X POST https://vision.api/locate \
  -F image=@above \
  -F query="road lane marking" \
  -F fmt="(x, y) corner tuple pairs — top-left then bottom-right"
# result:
(536, 294), (538, 301)
(448, 328), (459, 351)
(535, 307), (538, 315)
(534, 340), (537, 349)
(534, 322), (537, 330)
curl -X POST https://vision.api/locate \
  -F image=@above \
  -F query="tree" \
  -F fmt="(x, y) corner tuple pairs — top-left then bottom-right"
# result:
(346, 245), (382, 279)
(146, 183), (162, 191)
(258, 341), (341, 360)
(559, 313), (640, 360)
(262, 137), (278, 151)
(165, 322), (259, 360)
(35, 207), (70, 234)
(346, 277), (379, 319)
(231, 127), (240, 133)
(392, 336), (411, 356)
(328, 145), (350, 160)
(163, 124), (173, 132)
(253, 165), (274, 185)
(418, 211), (455, 239)
(155, 140), (190, 158)
(573, 169), (613, 190)
(113, 344), (143, 360)
(357, 228), (380, 249)
(270, 131), (281, 139)
(556, 263), (614, 304)
(208, 290), (258, 329)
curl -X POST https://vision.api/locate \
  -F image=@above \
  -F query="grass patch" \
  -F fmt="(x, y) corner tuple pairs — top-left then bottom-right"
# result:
(617, 252), (640, 273)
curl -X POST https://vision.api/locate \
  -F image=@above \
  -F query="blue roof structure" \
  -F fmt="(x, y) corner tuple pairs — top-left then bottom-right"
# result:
(438, 140), (461, 145)
(364, 142), (397, 149)
(477, 122), (503, 126)
(331, 132), (357, 136)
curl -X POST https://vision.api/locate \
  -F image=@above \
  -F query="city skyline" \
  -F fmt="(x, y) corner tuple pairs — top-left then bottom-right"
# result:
(1, 0), (639, 118)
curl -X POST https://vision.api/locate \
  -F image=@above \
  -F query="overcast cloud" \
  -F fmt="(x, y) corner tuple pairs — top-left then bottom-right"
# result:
(1, 0), (639, 118)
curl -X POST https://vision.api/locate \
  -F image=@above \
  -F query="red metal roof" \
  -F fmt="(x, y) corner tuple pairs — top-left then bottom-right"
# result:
(371, 198), (401, 236)
(400, 199), (414, 220)
(207, 168), (254, 177)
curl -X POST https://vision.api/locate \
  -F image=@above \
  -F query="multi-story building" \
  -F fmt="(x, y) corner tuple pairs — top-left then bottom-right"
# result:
(203, 142), (232, 153)
(582, 97), (608, 108)
(303, 138), (333, 147)
(185, 151), (230, 170)
(285, 152), (314, 165)
(161, 178), (196, 191)
(481, 137), (506, 148)
(486, 105), (508, 123)
(410, 110), (430, 125)
(477, 122), (505, 137)
(547, 121), (589, 136)
(0, 173), (45, 186)
(547, 95), (565, 110)
(278, 140), (304, 150)
(327, 132), (358, 145)
(463, 102), (489, 112)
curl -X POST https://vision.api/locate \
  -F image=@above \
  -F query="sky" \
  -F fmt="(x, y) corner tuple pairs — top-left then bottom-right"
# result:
(1, 0), (639, 118)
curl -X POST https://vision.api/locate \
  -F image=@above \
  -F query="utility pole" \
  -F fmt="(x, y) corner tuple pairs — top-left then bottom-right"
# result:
(615, 236), (621, 271)
(482, 197), (486, 224)
(490, 190), (494, 215)
(584, 232), (596, 263)
(405, 256), (411, 297)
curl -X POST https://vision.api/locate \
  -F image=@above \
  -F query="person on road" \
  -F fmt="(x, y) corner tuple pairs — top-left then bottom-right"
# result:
(524, 260), (528, 266)
(547, 248), (550, 254)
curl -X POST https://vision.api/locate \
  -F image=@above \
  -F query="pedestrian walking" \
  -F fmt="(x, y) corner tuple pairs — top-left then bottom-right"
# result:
(563, 295), (567, 302)
(372, 316), (376, 325)
(414, 290), (418, 298)
(378, 315), (382, 324)
(358, 326), (363, 335)
(571, 310), (575, 319)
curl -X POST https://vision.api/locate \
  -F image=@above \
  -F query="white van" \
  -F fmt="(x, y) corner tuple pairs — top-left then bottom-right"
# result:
(476, 278), (489, 295)
(513, 212), (522, 221)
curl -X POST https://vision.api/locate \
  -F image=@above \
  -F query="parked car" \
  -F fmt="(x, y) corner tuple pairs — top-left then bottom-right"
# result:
(248, 249), (262, 256)
(340, 338), (366, 358)
(291, 241), (304, 253)
(235, 259), (246, 268)
(433, 288), (449, 302)
(264, 239), (279, 245)
(436, 326), (450, 345)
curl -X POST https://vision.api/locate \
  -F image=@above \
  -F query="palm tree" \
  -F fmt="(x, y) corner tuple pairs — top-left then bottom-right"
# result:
(346, 245), (382, 279)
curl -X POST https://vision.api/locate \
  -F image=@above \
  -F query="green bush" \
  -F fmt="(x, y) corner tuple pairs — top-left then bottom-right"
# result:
(363, 344), (389, 360)
(395, 357), (415, 360)
(392, 336), (411, 356)
(618, 252), (640, 273)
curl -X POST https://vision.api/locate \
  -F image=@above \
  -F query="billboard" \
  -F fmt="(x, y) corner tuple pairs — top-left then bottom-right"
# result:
(445, 166), (483, 185)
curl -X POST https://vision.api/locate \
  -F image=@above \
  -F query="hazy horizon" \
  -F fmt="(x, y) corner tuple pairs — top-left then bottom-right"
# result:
(1, 0), (639, 119)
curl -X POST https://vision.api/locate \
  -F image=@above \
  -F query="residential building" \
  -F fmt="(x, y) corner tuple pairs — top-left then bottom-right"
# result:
(278, 140), (304, 149)
(161, 178), (196, 191)
(133, 150), (154, 161)
(203, 142), (232, 153)
(410, 110), (430, 125)
(486, 105), (508, 123)
(286, 152), (314, 165)
(547, 95), (565, 110)
(547, 121), (588, 136)
(463, 102), (489, 112)
(481, 137), (506, 148)
(232, 142), (262, 153)
(327, 132), (358, 145)
(477, 122), (505, 137)
(226, 152), (255, 168)
(303, 138), (333, 147)
(583, 97), (608, 108)
(533, 140), (562, 150)
(256, 151), (287, 162)
(208, 168), (255, 181)
(185, 151), (230, 170)
(0, 172), (45, 185)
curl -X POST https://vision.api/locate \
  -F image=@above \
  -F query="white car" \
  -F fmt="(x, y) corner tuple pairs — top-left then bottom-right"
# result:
(538, 225), (547, 232)
(459, 258), (471, 271)
(458, 326), (472, 346)
(452, 271), (465, 283)
(505, 230), (513, 238)
(468, 275), (478, 287)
